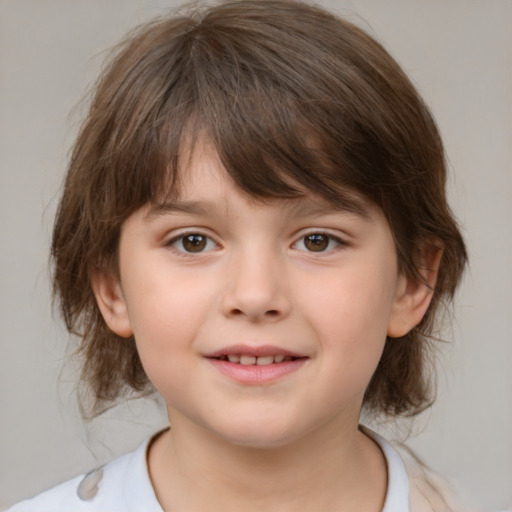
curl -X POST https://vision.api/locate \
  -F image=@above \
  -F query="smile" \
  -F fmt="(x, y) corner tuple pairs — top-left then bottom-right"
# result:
(211, 354), (298, 365)
(205, 346), (308, 384)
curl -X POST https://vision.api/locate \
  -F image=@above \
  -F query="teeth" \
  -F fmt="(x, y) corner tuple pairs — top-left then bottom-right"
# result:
(256, 356), (274, 366)
(223, 354), (295, 365)
(240, 355), (257, 365)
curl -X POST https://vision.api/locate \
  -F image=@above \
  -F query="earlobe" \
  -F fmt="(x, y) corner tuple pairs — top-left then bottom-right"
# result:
(387, 245), (443, 338)
(90, 269), (133, 338)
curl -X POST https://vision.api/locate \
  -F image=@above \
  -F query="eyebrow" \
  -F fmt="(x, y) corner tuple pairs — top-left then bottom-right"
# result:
(147, 194), (370, 220)
(147, 200), (214, 218)
(282, 196), (370, 218)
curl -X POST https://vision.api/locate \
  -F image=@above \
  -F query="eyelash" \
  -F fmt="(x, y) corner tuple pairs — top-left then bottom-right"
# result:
(167, 232), (219, 256)
(166, 231), (347, 256)
(292, 232), (347, 253)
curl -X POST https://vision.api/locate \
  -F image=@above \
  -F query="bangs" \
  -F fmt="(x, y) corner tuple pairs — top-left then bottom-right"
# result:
(140, 20), (377, 216)
(150, 113), (369, 218)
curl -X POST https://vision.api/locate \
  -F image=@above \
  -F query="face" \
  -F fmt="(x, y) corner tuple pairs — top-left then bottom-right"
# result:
(94, 140), (427, 449)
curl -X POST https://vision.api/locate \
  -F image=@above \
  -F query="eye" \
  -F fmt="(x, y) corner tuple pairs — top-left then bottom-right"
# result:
(169, 233), (218, 254)
(293, 233), (343, 253)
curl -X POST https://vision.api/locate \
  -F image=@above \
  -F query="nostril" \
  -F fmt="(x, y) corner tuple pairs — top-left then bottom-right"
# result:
(228, 308), (281, 318)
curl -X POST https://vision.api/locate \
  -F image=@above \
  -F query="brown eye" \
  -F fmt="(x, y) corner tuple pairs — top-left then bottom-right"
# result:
(182, 234), (207, 252)
(171, 233), (217, 254)
(293, 233), (343, 253)
(304, 234), (329, 252)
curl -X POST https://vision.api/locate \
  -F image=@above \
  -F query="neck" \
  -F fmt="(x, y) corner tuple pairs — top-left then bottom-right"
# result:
(148, 415), (387, 512)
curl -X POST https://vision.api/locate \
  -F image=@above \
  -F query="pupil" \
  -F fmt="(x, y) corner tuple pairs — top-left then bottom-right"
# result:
(305, 234), (328, 252)
(183, 234), (206, 252)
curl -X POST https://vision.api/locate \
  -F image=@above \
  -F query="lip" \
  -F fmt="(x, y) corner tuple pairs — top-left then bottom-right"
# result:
(204, 344), (305, 359)
(204, 344), (308, 385)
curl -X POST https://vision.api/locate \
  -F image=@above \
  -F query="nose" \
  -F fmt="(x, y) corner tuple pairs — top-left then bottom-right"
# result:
(221, 249), (291, 322)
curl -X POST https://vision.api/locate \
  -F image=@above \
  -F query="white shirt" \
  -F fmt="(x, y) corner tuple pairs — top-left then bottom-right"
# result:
(6, 429), (411, 512)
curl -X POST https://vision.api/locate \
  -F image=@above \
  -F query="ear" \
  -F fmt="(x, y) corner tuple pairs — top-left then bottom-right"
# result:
(387, 245), (443, 338)
(90, 269), (133, 338)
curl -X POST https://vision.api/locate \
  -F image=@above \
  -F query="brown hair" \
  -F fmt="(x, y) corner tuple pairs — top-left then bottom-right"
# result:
(51, 0), (467, 418)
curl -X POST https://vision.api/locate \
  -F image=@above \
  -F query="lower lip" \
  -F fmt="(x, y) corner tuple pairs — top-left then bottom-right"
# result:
(206, 358), (307, 384)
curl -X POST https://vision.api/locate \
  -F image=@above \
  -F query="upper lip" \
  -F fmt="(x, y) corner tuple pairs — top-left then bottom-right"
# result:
(204, 344), (306, 358)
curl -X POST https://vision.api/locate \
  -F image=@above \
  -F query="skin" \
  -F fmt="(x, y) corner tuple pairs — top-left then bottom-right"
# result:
(93, 139), (438, 512)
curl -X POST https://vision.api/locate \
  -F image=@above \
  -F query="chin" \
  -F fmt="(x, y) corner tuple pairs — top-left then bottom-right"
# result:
(212, 418), (307, 450)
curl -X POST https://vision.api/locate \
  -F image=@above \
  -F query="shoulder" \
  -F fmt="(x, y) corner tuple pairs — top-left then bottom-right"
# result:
(5, 472), (86, 512)
(362, 426), (481, 512)
(394, 443), (481, 512)
(5, 437), (162, 512)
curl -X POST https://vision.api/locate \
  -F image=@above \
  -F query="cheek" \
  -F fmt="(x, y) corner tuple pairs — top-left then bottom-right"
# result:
(297, 265), (397, 378)
(122, 259), (213, 340)
(128, 296), (200, 403)
(303, 267), (396, 339)
(121, 267), (218, 389)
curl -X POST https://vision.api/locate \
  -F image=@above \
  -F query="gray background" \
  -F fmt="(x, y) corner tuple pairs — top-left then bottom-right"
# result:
(1, 0), (511, 510)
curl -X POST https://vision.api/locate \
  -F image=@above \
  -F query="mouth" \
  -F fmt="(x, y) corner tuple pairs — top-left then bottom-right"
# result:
(204, 345), (308, 384)
(209, 354), (301, 365)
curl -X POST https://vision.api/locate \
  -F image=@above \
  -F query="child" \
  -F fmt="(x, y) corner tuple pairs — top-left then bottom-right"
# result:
(7, 0), (474, 510)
